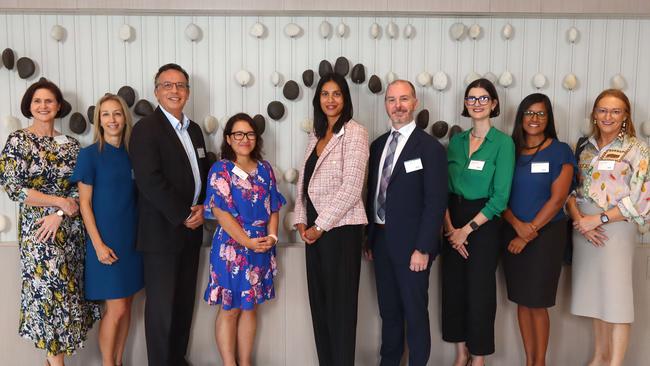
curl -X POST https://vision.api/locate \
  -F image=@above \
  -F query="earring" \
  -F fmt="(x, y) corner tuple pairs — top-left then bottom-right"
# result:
(618, 120), (627, 139)
(593, 119), (597, 125)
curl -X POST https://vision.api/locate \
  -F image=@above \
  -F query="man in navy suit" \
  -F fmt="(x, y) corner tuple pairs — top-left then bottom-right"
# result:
(365, 80), (448, 366)
(130, 63), (209, 366)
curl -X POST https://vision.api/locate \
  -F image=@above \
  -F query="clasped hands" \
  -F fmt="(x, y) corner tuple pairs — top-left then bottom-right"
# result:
(35, 197), (79, 243)
(572, 214), (607, 247)
(507, 221), (538, 255)
(245, 235), (277, 253)
(445, 225), (472, 259)
(296, 223), (323, 245)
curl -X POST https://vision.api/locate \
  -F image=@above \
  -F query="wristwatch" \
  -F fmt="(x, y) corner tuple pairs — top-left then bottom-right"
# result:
(56, 209), (64, 217)
(600, 213), (610, 224)
(469, 220), (479, 232)
(314, 225), (323, 232)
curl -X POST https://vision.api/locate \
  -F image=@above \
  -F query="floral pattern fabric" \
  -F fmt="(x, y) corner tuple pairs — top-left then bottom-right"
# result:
(576, 135), (650, 224)
(0, 130), (100, 355)
(203, 159), (285, 310)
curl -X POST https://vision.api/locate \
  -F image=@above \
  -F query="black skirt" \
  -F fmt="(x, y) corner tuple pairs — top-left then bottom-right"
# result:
(503, 218), (567, 308)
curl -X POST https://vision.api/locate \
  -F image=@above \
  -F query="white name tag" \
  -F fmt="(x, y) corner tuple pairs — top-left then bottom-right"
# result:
(131, 169), (135, 179)
(531, 162), (549, 173)
(53, 135), (69, 145)
(404, 158), (423, 173)
(232, 165), (249, 180)
(468, 160), (485, 171)
(597, 160), (615, 171)
(197, 147), (206, 158)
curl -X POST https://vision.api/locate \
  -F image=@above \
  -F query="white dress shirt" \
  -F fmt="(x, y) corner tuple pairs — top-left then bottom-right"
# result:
(160, 106), (202, 205)
(374, 120), (417, 224)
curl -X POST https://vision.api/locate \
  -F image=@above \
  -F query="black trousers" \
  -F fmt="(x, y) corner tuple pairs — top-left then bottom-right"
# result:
(441, 194), (501, 356)
(306, 224), (362, 366)
(142, 243), (201, 366)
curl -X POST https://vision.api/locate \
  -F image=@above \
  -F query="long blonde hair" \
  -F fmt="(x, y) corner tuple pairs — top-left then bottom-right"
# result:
(92, 94), (133, 152)
(590, 89), (636, 139)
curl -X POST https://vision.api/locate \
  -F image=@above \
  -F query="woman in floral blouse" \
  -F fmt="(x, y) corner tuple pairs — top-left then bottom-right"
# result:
(202, 113), (285, 366)
(0, 79), (100, 366)
(566, 89), (649, 366)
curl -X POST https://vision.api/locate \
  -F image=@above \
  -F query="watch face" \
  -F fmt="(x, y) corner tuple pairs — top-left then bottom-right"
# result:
(601, 214), (609, 223)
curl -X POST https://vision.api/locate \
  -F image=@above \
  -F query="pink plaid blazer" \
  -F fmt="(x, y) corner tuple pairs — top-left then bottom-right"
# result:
(294, 119), (369, 231)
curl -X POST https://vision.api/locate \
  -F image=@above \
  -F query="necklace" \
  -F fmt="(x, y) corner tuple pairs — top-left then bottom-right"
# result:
(524, 137), (547, 150)
(470, 130), (486, 139)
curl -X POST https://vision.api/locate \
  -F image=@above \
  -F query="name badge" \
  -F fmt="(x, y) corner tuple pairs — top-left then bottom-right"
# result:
(597, 160), (615, 171)
(53, 135), (69, 145)
(131, 169), (135, 179)
(232, 165), (249, 180)
(531, 162), (549, 173)
(197, 147), (206, 158)
(468, 160), (485, 171)
(404, 158), (423, 173)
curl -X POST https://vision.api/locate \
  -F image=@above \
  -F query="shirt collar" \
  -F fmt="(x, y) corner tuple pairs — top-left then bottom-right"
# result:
(334, 125), (345, 138)
(587, 134), (625, 152)
(390, 120), (416, 139)
(160, 106), (190, 131)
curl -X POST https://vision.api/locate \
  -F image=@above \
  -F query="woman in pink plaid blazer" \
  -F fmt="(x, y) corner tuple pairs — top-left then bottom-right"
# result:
(294, 72), (369, 366)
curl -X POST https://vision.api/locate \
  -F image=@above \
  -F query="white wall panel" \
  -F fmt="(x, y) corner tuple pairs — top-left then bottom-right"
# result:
(1, 12), (650, 365)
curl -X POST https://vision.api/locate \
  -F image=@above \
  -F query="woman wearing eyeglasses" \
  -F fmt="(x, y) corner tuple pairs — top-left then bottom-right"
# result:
(566, 89), (649, 366)
(203, 113), (285, 366)
(502, 93), (576, 366)
(443, 78), (515, 366)
(294, 72), (368, 366)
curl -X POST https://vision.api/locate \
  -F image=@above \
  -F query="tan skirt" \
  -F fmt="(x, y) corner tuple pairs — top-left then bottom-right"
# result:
(570, 201), (636, 323)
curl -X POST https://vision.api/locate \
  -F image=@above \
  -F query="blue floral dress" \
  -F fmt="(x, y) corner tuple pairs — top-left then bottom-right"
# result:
(203, 159), (285, 310)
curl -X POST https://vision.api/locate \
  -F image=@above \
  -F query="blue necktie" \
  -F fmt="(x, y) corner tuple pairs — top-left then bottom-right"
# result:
(377, 131), (401, 221)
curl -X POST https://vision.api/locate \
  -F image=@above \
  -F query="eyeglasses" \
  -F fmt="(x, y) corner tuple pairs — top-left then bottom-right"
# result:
(229, 131), (257, 141)
(523, 110), (547, 119)
(464, 95), (491, 106)
(385, 96), (414, 105)
(156, 82), (190, 91)
(595, 108), (624, 118)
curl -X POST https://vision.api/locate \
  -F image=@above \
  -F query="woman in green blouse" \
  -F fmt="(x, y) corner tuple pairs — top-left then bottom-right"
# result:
(442, 78), (515, 366)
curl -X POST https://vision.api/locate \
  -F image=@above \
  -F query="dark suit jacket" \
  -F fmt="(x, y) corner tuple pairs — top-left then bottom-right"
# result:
(129, 107), (209, 253)
(366, 127), (448, 263)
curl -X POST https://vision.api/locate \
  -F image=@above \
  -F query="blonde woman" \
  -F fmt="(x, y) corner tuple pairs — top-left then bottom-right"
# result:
(567, 89), (649, 366)
(71, 94), (143, 366)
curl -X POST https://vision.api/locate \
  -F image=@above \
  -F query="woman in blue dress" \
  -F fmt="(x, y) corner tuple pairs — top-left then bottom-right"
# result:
(203, 113), (285, 366)
(71, 94), (143, 366)
(502, 93), (575, 366)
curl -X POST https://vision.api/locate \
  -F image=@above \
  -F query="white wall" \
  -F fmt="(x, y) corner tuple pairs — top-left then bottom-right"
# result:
(0, 12), (649, 365)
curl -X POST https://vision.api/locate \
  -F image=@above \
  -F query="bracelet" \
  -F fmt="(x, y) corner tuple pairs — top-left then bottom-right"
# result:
(268, 234), (278, 243)
(530, 223), (538, 231)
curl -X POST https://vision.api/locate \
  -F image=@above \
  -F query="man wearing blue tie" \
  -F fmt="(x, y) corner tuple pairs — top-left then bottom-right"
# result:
(365, 80), (448, 366)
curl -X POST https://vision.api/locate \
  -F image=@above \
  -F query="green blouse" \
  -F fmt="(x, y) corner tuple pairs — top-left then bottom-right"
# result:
(447, 126), (515, 219)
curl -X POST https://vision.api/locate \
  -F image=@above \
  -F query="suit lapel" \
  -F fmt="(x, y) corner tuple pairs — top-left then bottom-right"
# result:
(389, 129), (421, 184)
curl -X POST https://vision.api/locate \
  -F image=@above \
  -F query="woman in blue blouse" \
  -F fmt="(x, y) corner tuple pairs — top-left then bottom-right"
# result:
(503, 93), (575, 366)
(203, 113), (285, 366)
(71, 94), (143, 366)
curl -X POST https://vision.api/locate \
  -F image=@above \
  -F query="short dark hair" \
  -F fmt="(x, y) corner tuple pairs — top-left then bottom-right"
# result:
(312, 73), (353, 139)
(20, 79), (64, 119)
(461, 78), (500, 118)
(511, 93), (557, 157)
(220, 113), (264, 162)
(154, 63), (189, 87)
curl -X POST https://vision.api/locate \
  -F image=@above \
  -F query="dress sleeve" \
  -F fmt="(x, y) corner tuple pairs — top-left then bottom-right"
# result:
(203, 160), (239, 220)
(551, 142), (577, 182)
(617, 142), (650, 224)
(0, 132), (30, 202)
(263, 160), (286, 213)
(69, 147), (95, 185)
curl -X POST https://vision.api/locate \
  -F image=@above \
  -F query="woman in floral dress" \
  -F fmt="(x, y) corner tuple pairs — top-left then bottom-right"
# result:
(203, 113), (285, 366)
(0, 79), (100, 366)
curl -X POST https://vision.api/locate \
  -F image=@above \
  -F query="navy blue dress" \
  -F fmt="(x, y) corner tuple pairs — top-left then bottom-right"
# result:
(503, 139), (576, 307)
(71, 143), (143, 300)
